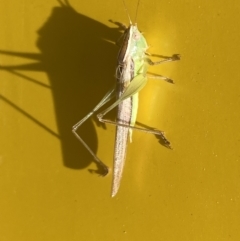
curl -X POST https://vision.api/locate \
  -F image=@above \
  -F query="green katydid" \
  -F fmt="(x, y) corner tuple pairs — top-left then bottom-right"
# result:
(72, 0), (180, 197)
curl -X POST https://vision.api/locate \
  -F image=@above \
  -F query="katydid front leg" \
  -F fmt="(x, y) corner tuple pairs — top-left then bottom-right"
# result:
(146, 54), (180, 83)
(146, 54), (180, 65)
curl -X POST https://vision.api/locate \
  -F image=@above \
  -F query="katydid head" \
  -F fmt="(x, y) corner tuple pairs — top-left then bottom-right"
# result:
(121, 0), (145, 50)
(118, 1), (147, 68)
(117, 24), (148, 65)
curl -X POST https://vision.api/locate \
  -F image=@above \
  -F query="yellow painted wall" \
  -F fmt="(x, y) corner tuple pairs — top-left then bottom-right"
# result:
(0, 0), (240, 240)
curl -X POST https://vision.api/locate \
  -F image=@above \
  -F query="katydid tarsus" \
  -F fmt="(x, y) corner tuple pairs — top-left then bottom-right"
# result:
(72, 0), (180, 197)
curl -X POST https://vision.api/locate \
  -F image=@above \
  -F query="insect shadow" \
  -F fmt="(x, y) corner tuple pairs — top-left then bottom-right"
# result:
(0, 0), (121, 174)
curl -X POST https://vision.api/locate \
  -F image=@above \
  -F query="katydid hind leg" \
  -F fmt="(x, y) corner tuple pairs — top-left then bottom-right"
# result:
(98, 116), (172, 149)
(135, 121), (172, 149)
(95, 75), (171, 148)
(72, 88), (116, 175)
(96, 94), (172, 149)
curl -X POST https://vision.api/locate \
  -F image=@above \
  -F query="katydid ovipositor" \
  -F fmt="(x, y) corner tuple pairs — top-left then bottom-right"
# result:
(72, 0), (180, 197)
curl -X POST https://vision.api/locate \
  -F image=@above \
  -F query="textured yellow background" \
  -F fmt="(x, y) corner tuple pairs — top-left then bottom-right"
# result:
(0, 0), (240, 240)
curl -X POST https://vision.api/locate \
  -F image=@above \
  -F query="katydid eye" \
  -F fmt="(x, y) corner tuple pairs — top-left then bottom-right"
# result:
(133, 32), (140, 40)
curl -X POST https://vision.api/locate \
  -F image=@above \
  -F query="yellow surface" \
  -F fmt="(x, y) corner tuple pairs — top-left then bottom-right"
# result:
(0, 0), (240, 240)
